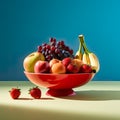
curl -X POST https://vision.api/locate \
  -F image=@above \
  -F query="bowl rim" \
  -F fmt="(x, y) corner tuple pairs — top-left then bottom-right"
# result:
(24, 71), (95, 76)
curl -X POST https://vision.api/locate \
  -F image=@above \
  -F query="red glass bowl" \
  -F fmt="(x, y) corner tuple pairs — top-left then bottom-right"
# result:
(24, 71), (95, 97)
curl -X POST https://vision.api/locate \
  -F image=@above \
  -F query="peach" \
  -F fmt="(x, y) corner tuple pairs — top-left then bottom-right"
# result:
(51, 62), (66, 74)
(71, 59), (83, 69)
(49, 59), (61, 67)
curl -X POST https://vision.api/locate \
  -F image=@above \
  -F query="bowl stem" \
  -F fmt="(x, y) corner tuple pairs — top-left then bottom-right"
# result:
(46, 88), (76, 97)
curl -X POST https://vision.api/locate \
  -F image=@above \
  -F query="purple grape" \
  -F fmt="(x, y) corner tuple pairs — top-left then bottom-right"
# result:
(37, 37), (74, 61)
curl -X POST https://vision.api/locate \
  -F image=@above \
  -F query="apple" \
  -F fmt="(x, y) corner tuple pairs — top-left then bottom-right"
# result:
(62, 57), (72, 68)
(50, 62), (66, 74)
(67, 63), (79, 73)
(62, 58), (82, 73)
(34, 60), (50, 73)
(79, 64), (92, 73)
(23, 52), (45, 72)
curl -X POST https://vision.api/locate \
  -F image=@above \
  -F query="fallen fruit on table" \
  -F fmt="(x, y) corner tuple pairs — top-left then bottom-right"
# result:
(23, 52), (45, 73)
(29, 86), (41, 99)
(9, 88), (21, 99)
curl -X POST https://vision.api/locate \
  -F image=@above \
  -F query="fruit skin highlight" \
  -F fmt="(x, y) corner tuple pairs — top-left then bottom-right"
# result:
(23, 52), (45, 73)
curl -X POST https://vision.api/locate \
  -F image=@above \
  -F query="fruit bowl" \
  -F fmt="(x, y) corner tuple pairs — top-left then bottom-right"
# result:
(24, 71), (95, 97)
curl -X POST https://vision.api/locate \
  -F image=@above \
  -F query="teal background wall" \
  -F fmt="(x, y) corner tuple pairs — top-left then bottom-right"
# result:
(0, 0), (120, 81)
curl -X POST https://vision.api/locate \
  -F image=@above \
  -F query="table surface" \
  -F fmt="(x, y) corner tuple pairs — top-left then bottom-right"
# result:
(0, 81), (120, 120)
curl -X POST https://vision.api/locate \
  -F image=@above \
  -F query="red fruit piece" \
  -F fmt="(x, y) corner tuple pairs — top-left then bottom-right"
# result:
(80, 64), (92, 73)
(67, 63), (79, 73)
(9, 88), (21, 99)
(29, 86), (41, 99)
(34, 60), (50, 73)
(62, 57), (72, 68)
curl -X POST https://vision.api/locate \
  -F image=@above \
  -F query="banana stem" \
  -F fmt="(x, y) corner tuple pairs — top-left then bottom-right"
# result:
(78, 39), (82, 54)
(78, 35), (91, 54)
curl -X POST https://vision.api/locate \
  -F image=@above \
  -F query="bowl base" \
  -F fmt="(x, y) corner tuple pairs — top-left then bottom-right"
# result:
(46, 89), (76, 97)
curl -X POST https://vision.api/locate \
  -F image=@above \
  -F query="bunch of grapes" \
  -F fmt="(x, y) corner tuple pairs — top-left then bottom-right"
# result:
(37, 38), (74, 61)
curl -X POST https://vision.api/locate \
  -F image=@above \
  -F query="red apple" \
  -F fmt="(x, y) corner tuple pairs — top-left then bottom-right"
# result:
(67, 63), (79, 73)
(34, 60), (50, 73)
(79, 64), (92, 73)
(62, 57), (72, 68)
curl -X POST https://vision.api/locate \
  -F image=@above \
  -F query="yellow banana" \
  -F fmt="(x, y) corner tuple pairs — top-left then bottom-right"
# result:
(75, 50), (83, 60)
(79, 34), (100, 72)
(89, 53), (100, 72)
(83, 52), (100, 72)
(75, 36), (83, 60)
(82, 53), (91, 65)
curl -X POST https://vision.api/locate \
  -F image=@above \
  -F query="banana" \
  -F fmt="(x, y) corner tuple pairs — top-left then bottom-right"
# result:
(79, 34), (100, 72)
(82, 52), (91, 65)
(88, 53), (100, 72)
(82, 52), (100, 72)
(75, 49), (83, 60)
(75, 35), (83, 60)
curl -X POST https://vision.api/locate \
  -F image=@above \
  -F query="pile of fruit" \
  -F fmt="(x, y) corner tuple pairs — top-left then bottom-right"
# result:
(23, 35), (100, 74)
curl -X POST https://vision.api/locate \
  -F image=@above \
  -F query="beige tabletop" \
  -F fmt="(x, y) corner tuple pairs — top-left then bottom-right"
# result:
(0, 81), (120, 120)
